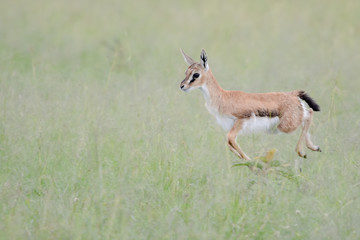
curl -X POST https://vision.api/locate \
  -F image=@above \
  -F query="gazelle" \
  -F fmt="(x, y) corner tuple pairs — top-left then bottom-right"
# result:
(179, 49), (321, 160)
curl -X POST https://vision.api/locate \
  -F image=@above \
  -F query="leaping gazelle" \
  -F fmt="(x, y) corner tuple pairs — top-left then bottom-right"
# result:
(179, 49), (321, 160)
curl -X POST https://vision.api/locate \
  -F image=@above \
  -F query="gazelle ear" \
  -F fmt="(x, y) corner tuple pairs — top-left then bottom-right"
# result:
(200, 49), (209, 71)
(180, 48), (195, 66)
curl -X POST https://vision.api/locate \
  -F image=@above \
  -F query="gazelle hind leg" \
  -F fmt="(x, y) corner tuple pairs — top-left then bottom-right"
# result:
(227, 120), (251, 160)
(304, 110), (321, 152)
(295, 109), (312, 158)
(296, 109), (320, 158)
(306, 133), (321, 152)
(277, 109), (307, 158)
(296, 125), (308, 158)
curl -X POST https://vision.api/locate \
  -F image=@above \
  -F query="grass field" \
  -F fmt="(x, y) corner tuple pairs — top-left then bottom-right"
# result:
(1, 0), (360, 239)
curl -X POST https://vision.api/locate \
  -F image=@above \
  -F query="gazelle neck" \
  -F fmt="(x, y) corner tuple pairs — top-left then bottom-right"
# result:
(199, 69), (224, 104)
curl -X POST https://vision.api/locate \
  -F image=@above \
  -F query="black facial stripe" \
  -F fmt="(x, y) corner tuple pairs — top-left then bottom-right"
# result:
(189, 73), (200, 84)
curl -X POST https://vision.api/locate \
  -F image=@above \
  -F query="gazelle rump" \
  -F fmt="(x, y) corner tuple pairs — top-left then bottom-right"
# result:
(179, 49), (321, 160)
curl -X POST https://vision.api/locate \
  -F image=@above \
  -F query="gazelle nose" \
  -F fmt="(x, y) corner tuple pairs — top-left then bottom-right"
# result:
(180, 85), (184, 89)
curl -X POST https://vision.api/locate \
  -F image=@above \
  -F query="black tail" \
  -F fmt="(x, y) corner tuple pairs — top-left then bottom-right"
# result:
(298, 91), (320, 111)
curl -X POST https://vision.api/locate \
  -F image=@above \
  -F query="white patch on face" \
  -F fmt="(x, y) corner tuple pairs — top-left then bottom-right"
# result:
(239, 115), (280, 135)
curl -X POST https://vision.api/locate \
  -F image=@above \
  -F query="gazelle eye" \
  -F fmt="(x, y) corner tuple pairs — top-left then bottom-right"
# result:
(189, 73), (200, 83)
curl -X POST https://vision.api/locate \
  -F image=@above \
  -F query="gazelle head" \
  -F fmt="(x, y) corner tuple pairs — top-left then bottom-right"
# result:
(180, 49), (209, 92)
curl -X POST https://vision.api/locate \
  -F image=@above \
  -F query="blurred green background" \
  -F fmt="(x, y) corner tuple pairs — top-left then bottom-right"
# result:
(1, 0), (359, 239)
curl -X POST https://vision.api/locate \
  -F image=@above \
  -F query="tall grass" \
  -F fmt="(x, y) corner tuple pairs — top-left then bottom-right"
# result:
(1, 0), (359, 239)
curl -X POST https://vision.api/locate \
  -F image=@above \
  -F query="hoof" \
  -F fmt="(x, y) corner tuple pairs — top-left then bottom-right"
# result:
(303, 154), (307, 159)
(297, 151), (306, 159)
(317, 147), (322, 152)
(241, 154), (251, 161)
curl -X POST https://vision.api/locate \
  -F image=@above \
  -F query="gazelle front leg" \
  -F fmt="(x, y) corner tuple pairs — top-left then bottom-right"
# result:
(226, 119), (251, 160)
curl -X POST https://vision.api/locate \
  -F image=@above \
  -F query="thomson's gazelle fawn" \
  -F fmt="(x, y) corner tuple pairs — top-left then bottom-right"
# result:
(179, 49), (321, 160)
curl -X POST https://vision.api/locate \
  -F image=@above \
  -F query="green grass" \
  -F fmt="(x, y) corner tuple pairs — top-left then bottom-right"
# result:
(1, 0), (360, 239)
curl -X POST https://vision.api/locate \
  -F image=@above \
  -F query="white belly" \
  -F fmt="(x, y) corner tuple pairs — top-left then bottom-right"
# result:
(239, 116), (280, 135)
(215, 114), (236, 131)
(205, 103), (280, 134)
